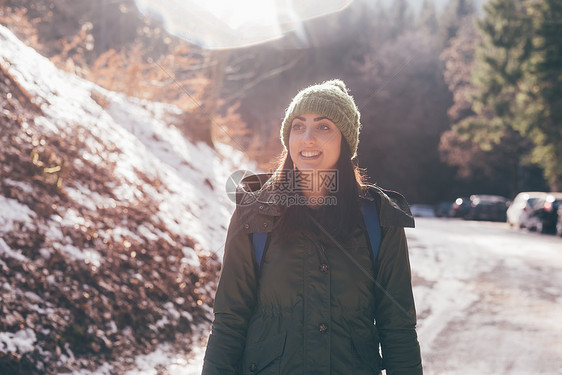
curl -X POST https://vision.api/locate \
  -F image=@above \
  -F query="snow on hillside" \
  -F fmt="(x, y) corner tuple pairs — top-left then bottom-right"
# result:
(0, 24), (255, 373)
(0, 24), (252, 254)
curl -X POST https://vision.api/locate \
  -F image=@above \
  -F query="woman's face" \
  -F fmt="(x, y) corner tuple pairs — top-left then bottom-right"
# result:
(289, 113), (342, 172)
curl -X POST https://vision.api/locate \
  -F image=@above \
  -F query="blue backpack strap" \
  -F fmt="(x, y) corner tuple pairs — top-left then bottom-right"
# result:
(252, 232), (268, 268)
(360, 198), (382, 261)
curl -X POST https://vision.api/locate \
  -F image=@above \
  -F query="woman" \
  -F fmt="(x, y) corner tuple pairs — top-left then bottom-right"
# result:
(203, 80), (422, 375)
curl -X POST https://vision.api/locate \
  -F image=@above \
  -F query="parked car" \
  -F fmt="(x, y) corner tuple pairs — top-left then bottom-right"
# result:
(465, 195), (509, 222)
(506, 191), (548, 229)
(526, 193), (562, 234)
(557, 205), (562, 236)
(410, 204), (436, 218)
(434, 201), (453, 217)
(449, 197), (471, 218)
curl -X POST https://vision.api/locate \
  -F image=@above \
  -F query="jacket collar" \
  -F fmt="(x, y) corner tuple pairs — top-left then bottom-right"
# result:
(237, 173), (414, 228)
(361, 185), (415, 228)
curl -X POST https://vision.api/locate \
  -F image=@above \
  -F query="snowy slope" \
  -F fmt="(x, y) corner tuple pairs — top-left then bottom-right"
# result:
(0, 24), (255, 373)
(0, 24), (253, 255)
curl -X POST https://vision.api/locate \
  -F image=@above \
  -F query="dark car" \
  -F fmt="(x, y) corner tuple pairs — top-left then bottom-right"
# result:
(556, 204), (562, 236)
(465, 195), (509, 222)
(449, 197), (471, 218)
(410, 204), (437, 217)
(435, 201), (453, 217)
(527, 193), (562, 234)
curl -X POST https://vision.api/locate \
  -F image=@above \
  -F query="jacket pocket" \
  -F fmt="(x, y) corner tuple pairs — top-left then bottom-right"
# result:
(240, 331), (287, 375)
(350, 326), (382, 374)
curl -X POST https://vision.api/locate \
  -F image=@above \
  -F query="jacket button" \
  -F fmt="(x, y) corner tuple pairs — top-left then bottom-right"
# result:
(319, 323), (328, 333)
(259, 205), (264, 210)
(263, 222), (268, 228)
(320, 264), (329, 273)
(249, 362), (257, 372)
(243, 223), (250, 230)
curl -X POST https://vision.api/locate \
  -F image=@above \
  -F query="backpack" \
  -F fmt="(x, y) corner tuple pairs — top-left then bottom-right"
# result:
(252, 198), (382, 268)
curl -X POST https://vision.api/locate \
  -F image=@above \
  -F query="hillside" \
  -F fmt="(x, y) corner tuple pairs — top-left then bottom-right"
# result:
(0, 25), (253, 374)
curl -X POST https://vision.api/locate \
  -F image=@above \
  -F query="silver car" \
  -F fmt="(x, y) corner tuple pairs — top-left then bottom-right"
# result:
(506, 192), (547, 229)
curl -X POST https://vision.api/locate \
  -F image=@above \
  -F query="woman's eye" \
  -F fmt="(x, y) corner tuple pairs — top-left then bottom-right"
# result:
(319, 123), (331, 130)
(292, 123), (303, 130)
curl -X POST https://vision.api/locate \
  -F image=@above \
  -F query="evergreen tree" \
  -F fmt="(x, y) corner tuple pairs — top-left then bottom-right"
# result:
(451, 0), (561, 190)
(519, 0), (562, 189)
(447, 0), (537, 193)
(439, 14), (536, 197)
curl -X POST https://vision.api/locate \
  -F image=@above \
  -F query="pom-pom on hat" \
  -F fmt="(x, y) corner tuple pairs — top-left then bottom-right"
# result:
(281, 79), (361, 159)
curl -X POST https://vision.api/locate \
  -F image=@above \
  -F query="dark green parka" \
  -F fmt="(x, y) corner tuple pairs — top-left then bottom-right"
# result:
(203, 178), (422, 375)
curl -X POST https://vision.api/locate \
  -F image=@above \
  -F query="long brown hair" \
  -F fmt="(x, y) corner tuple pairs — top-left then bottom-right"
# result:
(268, 138), (368, 244)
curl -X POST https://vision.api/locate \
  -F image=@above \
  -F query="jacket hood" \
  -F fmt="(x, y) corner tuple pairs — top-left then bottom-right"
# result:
(235, 173), (414, 233)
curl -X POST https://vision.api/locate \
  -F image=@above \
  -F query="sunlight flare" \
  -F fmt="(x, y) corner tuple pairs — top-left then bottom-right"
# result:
(134, 0), (352, 49)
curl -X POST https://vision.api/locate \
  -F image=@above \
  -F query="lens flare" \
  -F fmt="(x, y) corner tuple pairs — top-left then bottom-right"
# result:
(134, 0), (352, 49)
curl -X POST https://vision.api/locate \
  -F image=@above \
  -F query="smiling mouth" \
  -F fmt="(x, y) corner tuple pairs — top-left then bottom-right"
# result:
(300, 151), (322, 159)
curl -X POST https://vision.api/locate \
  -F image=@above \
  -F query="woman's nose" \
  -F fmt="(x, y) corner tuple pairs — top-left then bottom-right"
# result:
(303, 125), (315, 142)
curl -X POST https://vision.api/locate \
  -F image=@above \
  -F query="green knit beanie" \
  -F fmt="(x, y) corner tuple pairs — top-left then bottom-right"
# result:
(281, 79), (361, 159)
